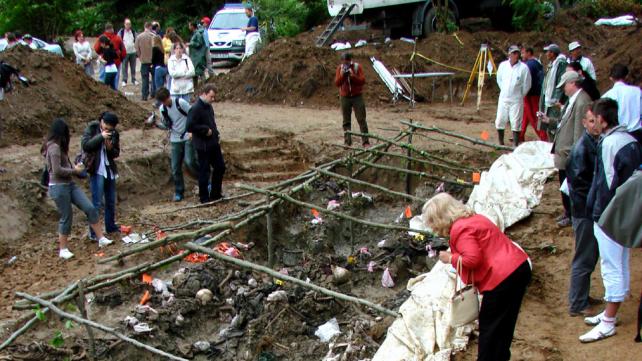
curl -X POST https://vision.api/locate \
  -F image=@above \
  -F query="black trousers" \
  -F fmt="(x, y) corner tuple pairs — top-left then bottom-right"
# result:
(558, 170), (571, 218)
(196, 143), (226, 203)
(569, 217), (599, 312)
(478, 261), (531, 361)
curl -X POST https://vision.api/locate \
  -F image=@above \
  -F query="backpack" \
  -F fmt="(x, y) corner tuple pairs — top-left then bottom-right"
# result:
(160, 99), (189, 138)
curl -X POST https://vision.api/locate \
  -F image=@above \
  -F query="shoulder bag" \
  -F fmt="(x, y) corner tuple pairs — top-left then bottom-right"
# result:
(450, 256), (480, 327)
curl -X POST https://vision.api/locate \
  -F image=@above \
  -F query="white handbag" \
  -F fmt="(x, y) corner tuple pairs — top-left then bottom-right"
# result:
(450, 256), (480, 327)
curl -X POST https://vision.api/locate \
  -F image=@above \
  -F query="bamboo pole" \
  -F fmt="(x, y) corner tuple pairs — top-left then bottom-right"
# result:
(351, 158), (473, 188)
(405, 121), (415, 195)
(183, 243), (399, 318)
(266, 196), (275, 268)
(347, 153), (355, 254)
(346, 131), (474, 169)
(0, 282), (78, 351)
(16, 293), (189, 361)
(351, 132), (407, 179)
(236, 183), (433, 235)
(98, 221), (233, 264)
(332, 144), (474, 173)
(409, 131), (479, 152)
(314, 168), (424, 202)
(399, 120), (513, 151)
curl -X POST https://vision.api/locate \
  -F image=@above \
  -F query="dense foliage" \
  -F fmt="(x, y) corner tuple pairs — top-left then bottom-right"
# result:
(0, 0), (328, 41)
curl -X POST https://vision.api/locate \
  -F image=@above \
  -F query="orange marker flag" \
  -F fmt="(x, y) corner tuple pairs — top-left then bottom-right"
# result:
(480, 131), (490, 141)
(404, 205), (413, 219)
(311, 209), (320, 219)
(142, 273), (153, 284)
(139, 290), (151, 305)
(472, 172), (481, 183)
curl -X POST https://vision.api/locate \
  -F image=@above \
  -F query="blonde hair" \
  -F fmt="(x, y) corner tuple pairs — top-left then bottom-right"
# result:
(421, 193), (475, 237)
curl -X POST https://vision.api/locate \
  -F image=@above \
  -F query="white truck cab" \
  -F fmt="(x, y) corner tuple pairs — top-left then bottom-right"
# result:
(208, 3), (248, 62)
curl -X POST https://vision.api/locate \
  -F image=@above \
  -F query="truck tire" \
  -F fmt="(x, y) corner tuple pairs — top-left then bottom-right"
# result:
(423, 6), (457, 36)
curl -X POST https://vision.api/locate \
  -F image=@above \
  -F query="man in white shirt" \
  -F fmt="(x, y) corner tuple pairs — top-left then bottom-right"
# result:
(568, 41), (596, 81)
(118, 18), (137, 87)
(495, 45), (532, 146)
(602, 63), (642, 143)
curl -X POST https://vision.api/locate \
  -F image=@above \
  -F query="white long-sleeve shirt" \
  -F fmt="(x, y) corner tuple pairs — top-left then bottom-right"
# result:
(573, 56), (597, 81)
(496, 60), (531, 103)
(602, 81), (642, 132)
(168, 54), (196, 95)
(73, 41), (92, 65)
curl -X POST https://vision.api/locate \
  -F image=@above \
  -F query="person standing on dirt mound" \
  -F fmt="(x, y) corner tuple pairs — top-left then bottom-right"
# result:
(494, 45), (531, 147)
(334, 52), (370, 147)
(136, 22), (159, 101)
(241, 3), (261, 60)
(98, 36), (119, 90)
(519, 47), (547, 142)
(118, 18), (138, 88)
(93, 23), (126, 86)
(44, 119), (113, 259)
(155, 87), (196, 202)
(168, 42), (195, 102)
(549, 71), (591, 228)
(581, 98), (642, 343)
(422, 193), (531, 361)
(81, 112), (121, 241)
(568, 42), (596, 82)
(73, 31), (94, 77)
(565, 105), (601, 317)
(602, 63), (642, 144)
(187, 84), (226, 203)
(539, 44), (567, 139)
(188, 22), (207, 89)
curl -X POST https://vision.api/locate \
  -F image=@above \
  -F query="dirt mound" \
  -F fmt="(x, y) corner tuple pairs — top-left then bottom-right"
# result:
(215, 12), (641, 107)
(0, 46), (147, 147)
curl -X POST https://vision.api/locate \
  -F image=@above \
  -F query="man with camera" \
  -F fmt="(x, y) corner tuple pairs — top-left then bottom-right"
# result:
(81, 112), (121, 240)
(334, 53), (369, 147)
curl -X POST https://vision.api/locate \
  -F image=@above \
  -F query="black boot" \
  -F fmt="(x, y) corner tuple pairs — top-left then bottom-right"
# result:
(512, 131), (520, 147)
(344, 130), (352, 146)
(497, 129), (505, 145)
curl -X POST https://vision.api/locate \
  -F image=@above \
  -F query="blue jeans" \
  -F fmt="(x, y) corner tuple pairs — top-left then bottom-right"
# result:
(140, 63), (155, 100)
(49, 183), (99, 236)
(104, 72), (117, 90)
(89, 174), (118, 238)
(99, 65), (119, 89)
(154, 66), (168, 92)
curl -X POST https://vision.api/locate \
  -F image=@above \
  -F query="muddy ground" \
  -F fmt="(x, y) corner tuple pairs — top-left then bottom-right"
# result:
(1, 12), (641, 360)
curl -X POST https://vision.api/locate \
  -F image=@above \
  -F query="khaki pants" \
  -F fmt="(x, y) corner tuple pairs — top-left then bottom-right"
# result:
(341, 94), (369, 145)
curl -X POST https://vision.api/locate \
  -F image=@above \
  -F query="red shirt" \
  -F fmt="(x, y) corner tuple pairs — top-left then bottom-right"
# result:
(449, 214), (529, 293)
(334, 63), (365, 97)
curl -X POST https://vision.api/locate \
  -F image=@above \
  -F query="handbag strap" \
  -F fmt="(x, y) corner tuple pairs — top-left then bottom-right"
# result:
(454, 256), (474, 293)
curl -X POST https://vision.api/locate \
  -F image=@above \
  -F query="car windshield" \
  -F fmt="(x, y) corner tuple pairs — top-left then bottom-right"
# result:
(210, 13), (248, 29)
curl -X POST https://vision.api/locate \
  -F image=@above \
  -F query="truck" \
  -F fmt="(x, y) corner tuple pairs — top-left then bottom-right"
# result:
(326, 0), (557, 36)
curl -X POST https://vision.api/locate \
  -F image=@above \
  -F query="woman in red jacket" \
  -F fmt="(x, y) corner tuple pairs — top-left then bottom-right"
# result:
(422, 193), (531, 361)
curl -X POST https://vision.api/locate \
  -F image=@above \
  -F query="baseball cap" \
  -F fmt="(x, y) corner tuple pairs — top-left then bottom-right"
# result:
(508, 45), (520, 54)
(201, 17), (211, 25)
(23, 34), (32, 40)
(556, 71), (581, 88)
(568, 41), (581, 51)
(543, 44), (561, 54)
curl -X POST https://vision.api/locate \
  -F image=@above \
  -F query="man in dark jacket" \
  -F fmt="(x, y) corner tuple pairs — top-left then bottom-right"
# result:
(566, 106), (600, 317)
(81, 112), (121, 240)
(568, 61), (600, 101)
(581, 98), (642, 343)
(186, 84), (226, 203)
(520, 47), (547, 142)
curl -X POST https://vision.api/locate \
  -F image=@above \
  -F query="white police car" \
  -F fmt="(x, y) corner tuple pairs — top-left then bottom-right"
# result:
(208, 3), (248, 62)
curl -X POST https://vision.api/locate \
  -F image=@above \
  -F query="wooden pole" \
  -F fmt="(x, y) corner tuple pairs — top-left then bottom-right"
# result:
(351, 158), (473, 188)
(399, 120), (513, 151)
(347, 152), (355, 254)
(76, 280), (96, 360)
(16, 293), (189, 361)
(237, 183), (433, 235)
(0, 282), (78, 351)
(410, 39), (417, 108)
(183, 243), (399, 317)
(409, 131), (479, 152)
(314, 167), (424, 202)
(266, 196), (275, 268)
(98, 221), (233, 264)
(405, 120), (415, 195)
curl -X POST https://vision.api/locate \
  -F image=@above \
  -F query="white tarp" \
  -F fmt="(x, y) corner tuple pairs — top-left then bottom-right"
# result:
(372, 261), (472, 361)
(594, 15), (637, 26)
(467, 141), (555, 231)
(370, 56), (405, 99)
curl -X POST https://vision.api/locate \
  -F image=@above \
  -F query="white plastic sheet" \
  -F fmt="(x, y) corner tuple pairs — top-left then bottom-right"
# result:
(467, 141), (555, 231)
(594, 15), (637, 26)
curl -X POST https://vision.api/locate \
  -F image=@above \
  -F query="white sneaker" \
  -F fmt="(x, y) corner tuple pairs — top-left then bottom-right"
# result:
(59, 248), (74, 260)
(121, 82), (127, 87)
(98, 237), (113, 248)
(579, 322), (616, 343)
(584, 311), (619, 326)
